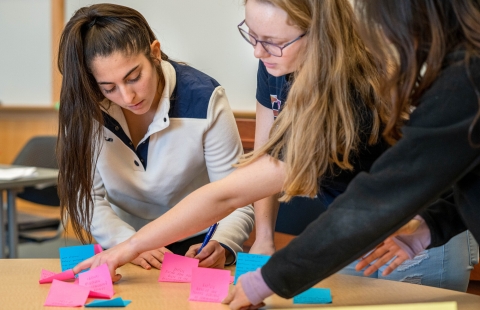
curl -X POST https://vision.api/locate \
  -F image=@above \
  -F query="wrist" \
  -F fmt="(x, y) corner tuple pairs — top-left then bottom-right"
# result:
(240, 268), (273, 305)
(253, 231), (275, 243)
(127, 236), (142, 257)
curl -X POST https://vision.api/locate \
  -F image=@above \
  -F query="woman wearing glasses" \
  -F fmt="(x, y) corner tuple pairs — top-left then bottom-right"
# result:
(238, 0), (474, 291)
(57, 3), (254, 271)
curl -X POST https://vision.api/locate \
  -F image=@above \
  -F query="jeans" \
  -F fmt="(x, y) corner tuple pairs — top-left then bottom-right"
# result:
(338, 230), (479, 292)
(276, 191), (479, 292)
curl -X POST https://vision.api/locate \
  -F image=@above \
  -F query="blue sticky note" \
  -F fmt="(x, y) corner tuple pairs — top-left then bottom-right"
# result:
(293, 288), (332, 304)
(59, 244), (95, 272)
(86, 297), (132, 307)
(234, 253), (270, 284)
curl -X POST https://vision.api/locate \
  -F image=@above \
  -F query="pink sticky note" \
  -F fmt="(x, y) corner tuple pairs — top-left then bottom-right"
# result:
(159, 252), (199, 283)
(44, 279), (90, 307)
(78, 263), (114, 299)
(40, 269), (56, 280)
(39, 269), (76, 284)
(189, 267), (231, 303)
(94, 244), (103, 254)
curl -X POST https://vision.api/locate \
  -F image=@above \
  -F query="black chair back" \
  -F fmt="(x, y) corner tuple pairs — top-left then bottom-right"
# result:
(12, 136), (60, 206)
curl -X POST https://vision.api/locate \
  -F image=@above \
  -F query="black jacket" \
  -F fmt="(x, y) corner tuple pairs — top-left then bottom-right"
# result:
(261, 53), (480, 298)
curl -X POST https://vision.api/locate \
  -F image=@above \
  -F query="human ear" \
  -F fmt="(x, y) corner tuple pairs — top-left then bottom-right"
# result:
(150, 40), (161, 60)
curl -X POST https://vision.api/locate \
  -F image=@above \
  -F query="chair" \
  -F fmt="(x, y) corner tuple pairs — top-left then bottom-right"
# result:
(11, 136), (62, 242)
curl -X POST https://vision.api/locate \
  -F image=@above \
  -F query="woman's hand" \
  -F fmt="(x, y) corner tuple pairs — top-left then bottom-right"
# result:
(223, 278), (265, 310)
(355, 218), (423, 276)
(130, 247), (172, 270)
(355, 237), (410, 276)
(185, 241), (226, 269)
(73, 240), (139, 282)
(249, 240), (275, 256)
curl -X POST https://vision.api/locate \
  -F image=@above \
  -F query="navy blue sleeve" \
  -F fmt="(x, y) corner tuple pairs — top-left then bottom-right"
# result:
(256, 60), (272, 109)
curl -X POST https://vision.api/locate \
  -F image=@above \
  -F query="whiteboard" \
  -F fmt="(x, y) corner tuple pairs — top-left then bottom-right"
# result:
(0, 0), (52, 106)
(0, 0), (258, 112)
(66, 0), (258, 112)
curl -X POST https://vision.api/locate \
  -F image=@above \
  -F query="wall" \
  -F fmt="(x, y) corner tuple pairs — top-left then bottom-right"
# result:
(0, 0), (52, 106)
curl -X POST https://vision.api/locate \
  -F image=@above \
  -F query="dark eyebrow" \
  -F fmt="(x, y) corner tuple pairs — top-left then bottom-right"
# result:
(97, 65), (140, 85)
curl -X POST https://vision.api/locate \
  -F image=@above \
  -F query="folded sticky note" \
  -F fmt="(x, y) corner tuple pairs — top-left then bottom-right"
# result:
(44, 279), (90, 307)
(39, 269), (75, 284)
(85, 297), (131, 307)
(159, 252), (199, 283)
(293, 287), (332, 304)
(189, 267), (231, 303)
(234, 252), (270, 284)
(78, 263), (114, 299)
(40, 269), (56, 280)
(59, 244), (95, 272)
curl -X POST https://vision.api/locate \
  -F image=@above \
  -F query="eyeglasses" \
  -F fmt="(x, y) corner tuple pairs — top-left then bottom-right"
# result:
(237, 20), (306, 57)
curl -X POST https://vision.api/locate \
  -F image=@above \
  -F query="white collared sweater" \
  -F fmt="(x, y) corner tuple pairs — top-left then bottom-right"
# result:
(90, 60), (254, 264)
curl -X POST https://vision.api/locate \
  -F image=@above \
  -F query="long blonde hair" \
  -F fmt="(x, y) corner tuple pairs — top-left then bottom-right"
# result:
(239, 0), (387, 201)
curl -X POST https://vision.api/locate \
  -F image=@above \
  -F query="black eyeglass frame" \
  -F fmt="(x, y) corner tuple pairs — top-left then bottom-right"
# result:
(237, 20), (306, 57)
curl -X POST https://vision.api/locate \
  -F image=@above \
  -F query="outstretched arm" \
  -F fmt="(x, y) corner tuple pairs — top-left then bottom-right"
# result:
(74, 155), (285, 279)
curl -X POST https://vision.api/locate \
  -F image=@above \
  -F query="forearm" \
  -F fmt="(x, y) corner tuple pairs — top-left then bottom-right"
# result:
(252, 101), (279, 244)
(253, 196), (280, 242)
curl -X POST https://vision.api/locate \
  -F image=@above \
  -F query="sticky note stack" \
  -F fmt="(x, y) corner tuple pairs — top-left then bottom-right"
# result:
(39, 244), (130, 308)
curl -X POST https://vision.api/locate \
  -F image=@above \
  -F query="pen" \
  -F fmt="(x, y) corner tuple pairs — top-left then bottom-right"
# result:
(197, 223), (219, 254)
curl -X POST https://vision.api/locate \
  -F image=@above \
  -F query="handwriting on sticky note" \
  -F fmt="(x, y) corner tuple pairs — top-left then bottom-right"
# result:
(44, 279), (90, 307)
(39, 269), (75, 284)
(188, 267), (231, 303)
(59, 244), (95, 272)
(159, 252), (199, 283)
(78, 263), (114, 298)
(234, 252), (270, 284)
(293, 287), (332, 304)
